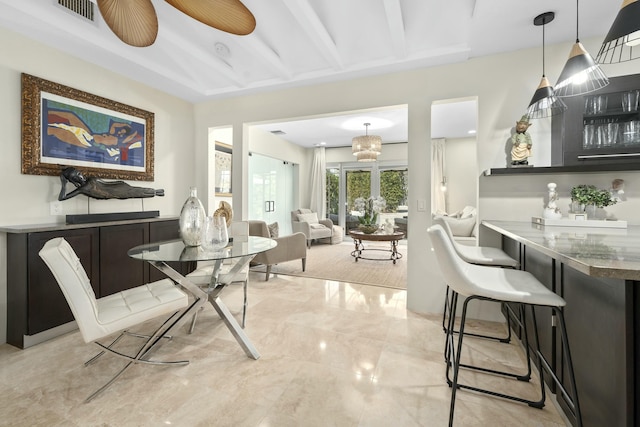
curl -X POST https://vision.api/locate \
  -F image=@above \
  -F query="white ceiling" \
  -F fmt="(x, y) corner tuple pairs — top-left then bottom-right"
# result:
(252, 99), (479, 149)
(0, 0), (620, 146)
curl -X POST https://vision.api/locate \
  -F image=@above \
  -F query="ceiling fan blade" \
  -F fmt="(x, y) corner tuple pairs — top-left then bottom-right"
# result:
(98, 0), (159, 47)
(166, 0), (256, 36)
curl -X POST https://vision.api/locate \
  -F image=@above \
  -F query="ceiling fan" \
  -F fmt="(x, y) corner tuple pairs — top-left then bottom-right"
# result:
(96, 0), (256, 47)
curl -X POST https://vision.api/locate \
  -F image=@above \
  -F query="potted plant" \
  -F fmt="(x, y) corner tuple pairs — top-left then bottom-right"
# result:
(570, 185), (616, 218)
(570, 184), (597, 207)
(592, 188), (617, 209)
(354, 196), (386, 233)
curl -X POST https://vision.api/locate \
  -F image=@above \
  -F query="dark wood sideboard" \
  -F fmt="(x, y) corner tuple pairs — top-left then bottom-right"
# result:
(3, 217), (193, 349)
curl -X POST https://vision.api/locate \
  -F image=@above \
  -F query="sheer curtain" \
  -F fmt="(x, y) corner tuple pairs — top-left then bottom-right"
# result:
(309, 147), (326, 218)
(431, 138), (446, 214)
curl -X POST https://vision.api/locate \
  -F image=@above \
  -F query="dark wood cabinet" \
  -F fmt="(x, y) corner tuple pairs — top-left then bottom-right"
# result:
(561, 268), (631, 427)
(7, 228), (99, 342)
(554, 73), (640, 168)
(500, 239), (557, 391)
(148, 220), (186, 282)
(4, 218), (185, 349)
(99, 223), (150, 296)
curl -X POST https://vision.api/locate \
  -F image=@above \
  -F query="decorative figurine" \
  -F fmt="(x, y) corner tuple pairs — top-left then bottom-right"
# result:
(58, 166), (164, 200)
(213, 200), (233, 227)
(511, 115), (533, 166)
(383, 218), (395, 234)
(611, 179), (626, 202)
(543, 182), (562, 219)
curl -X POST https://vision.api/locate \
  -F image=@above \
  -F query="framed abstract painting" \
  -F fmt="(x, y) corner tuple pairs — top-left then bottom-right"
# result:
(21, 73), (155, 181)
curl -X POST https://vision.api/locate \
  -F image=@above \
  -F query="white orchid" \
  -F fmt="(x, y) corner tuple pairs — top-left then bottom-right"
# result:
(354, 196), (386, 225)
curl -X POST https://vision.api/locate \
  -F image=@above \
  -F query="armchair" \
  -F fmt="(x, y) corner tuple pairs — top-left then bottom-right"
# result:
(248, 220), (307, 281)
(290, 209), (333, 247)
(38, 237), (189, 402)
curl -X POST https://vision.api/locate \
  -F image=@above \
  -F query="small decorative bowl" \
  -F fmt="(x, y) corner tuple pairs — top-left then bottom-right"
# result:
(358, 224), (379, 234)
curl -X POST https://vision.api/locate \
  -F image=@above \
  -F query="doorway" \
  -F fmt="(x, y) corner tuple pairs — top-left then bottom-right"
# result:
(430, 97), (478, 216)
(247, 152), (296, 235)
(251, 105), (408, 234)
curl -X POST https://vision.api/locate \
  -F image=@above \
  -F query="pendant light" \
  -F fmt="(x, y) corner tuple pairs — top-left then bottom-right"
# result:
(526, 12), (567, 119)
(596, 0), (640, 64)
(352, 123), (382, 162)
(555, 0), (609, 97)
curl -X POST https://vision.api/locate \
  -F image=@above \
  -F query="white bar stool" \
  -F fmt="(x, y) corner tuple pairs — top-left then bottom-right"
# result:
(434, 217), (519, 344)
(428, 224), (582, 427)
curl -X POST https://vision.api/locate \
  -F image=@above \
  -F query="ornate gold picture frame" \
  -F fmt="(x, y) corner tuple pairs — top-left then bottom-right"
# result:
(21, 73), (155, 181)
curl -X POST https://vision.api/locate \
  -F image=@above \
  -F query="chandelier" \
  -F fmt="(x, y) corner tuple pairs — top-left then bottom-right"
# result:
(352, 123), (382, 162)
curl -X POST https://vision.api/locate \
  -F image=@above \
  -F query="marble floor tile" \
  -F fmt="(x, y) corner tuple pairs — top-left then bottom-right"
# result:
(0, 273), (568, 426)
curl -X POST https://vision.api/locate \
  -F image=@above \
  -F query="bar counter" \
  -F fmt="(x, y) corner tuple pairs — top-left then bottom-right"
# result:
(482, 220), (640, 280)
(481, 220), (638, 427)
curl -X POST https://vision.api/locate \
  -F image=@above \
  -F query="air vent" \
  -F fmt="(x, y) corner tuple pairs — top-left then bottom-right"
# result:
(271, 130), (286, 135)
(56, 0), (95, 22)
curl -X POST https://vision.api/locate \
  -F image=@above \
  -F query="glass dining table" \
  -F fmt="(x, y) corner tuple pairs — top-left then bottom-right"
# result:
(128, 235), (276, 360)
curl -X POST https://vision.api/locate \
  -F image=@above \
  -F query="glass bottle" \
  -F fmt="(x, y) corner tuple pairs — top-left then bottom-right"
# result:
(179, 187), (206, 246)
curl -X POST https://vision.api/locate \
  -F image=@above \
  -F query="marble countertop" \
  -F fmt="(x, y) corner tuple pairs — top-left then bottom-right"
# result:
(482, 220), (640, 281)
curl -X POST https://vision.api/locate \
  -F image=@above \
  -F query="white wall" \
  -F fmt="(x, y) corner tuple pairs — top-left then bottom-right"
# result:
(0, 28), (196, 344)
(248, 127), (309, 169)
(444, 137), (477, 213)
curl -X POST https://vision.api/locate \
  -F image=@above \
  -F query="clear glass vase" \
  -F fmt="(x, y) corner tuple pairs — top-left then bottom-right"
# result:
(179, 187), (206, 247)
(570, 201), (585, 214)
(201, 215), (229, 251)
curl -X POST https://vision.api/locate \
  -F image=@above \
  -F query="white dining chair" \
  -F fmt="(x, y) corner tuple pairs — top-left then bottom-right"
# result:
(39, 237), (190, 402)
(428, 224), (582, 427)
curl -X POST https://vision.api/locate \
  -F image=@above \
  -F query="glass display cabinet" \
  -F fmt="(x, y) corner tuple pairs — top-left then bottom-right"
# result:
(557, 73), (640, 167)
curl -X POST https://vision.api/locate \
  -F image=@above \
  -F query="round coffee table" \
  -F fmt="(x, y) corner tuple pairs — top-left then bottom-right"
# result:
(348, 230), (404, 264)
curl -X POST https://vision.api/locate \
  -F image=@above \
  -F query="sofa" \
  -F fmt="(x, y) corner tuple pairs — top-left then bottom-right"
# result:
(394, 216), (408, 237)
(432, 206), (477, 245)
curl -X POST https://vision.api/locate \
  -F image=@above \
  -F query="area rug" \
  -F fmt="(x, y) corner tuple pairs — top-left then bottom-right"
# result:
(251, 241), (407, 290)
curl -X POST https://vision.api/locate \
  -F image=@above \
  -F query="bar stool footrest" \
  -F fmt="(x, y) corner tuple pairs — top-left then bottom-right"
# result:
(456, 362), (532, 382)
(456, 383), (546, 408)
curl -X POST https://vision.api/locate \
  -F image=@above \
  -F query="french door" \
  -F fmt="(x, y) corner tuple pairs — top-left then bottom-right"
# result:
(327, 162), (408, 235)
